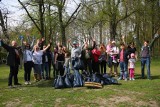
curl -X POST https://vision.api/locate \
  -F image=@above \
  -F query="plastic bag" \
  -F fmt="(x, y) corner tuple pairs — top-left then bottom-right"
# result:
(54, 75), (65, 89)
(73, 70), (84, 87)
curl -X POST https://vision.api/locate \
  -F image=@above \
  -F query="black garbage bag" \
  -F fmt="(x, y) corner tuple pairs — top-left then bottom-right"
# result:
(91, 73), (102, 83)
(73, 70), (84, 87)
(64, 74), (73, 88)
(54, 75), (65, 89)
(102, 74), (111, 85)
(84, 73), (103, 88)
(102, 74), (118, 85)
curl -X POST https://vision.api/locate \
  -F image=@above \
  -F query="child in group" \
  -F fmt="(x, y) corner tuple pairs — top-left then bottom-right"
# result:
(64, 52), (71, 75)
(128, 53), (136, 80)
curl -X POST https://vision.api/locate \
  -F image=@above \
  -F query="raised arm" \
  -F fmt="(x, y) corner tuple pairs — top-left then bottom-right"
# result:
(1, 39), (11, 52)
(133, 35), (142, 48)
(68, 39), (73, 47)
(42, 43), (51, 52)
(30, 36), (36, 49)
(149, 33), (160, 49)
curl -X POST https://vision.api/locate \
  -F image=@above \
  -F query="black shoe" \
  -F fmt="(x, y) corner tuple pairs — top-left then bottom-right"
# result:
(14, 83), (22, 85)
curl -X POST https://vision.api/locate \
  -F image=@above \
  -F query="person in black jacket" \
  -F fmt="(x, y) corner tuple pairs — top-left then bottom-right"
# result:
(1, 39), (21, 87)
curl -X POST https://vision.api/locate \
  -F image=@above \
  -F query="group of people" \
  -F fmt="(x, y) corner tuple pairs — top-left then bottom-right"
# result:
(0, 33), (159, 88)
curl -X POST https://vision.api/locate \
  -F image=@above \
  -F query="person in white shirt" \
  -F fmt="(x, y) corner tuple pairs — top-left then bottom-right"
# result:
(32, 43), (50, 81)
(23, 43), (34, 85)
(107, 41), (119, 77)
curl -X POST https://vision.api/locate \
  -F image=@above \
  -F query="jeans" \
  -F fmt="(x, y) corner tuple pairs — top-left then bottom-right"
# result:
(141, 57), (151, 79)
(42, 62), (49, 79)
(119, 62), (128, 79)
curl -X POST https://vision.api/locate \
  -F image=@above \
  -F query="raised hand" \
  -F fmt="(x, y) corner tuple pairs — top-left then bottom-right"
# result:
(42, 37), (45, 41)
(133, 35), (137, 39)
(154, 33), (159, 38)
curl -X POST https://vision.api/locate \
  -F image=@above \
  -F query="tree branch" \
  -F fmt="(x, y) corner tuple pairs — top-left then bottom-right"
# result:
(18, 0), (41, 32)
(65, 3), (81, 27)
(116, 10), (137, 24)
(0, 9), (9, 39)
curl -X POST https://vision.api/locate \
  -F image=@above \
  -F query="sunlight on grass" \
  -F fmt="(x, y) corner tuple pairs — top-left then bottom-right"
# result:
(0, 59), (160, 107)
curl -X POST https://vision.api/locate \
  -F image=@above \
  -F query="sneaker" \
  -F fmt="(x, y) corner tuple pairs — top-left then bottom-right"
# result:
(25, 81), (28, 85)
(132, 78), (135, 80)
(125, 78), (128, 81)
(9, 85), (16, 88)
(129, 78), (132, 80)
(28, 81), (31, 85)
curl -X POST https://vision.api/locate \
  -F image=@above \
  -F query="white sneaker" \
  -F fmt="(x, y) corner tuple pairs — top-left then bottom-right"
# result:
(132, 78), (135, 80)
(28, 81), (31, 85)
(125, 78), (128, 81)
(129, 78), (132, 80)
(25, 81), (28, 85)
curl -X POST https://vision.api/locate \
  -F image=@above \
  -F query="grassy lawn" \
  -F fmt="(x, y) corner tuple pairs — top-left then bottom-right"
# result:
(0, 59), (160, 107)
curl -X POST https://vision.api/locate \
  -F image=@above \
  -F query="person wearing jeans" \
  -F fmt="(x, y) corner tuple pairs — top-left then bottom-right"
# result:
(133, 33), (160, 80)
(140, 41), (151, 79)
(118, 43), (130, 81)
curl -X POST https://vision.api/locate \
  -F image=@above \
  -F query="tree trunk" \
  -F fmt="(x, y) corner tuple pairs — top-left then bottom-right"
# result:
(109, 21), (117, 40)
(99, 21), (103, 43)
(58, 6), (66, 46)
(39, 0), (44, 38)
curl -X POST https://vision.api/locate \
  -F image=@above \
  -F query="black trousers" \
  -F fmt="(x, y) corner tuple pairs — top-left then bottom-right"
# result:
(92, 61), (100, 74)
(48, 60), (52, 78)
(84, 59), (92, 75)
(100, 60), (106, 74)
(24, 61), (33, 81)
(9, 65), (19, 86)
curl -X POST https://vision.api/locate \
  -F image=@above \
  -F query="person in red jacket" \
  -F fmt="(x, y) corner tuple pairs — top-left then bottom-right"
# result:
(92, 45), (101, 74)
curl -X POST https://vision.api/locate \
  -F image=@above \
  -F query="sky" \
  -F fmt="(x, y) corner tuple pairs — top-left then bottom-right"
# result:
(0, 0), (80, 27)
(0, 0), (24, 27)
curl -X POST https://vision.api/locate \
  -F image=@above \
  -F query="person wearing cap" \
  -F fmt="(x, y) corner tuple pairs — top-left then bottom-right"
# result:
(107, 40), (119, 76)
(69, 40), (82, 68)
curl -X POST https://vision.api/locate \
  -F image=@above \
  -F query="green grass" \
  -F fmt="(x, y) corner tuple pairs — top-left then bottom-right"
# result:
(0, 59), (160, 107)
